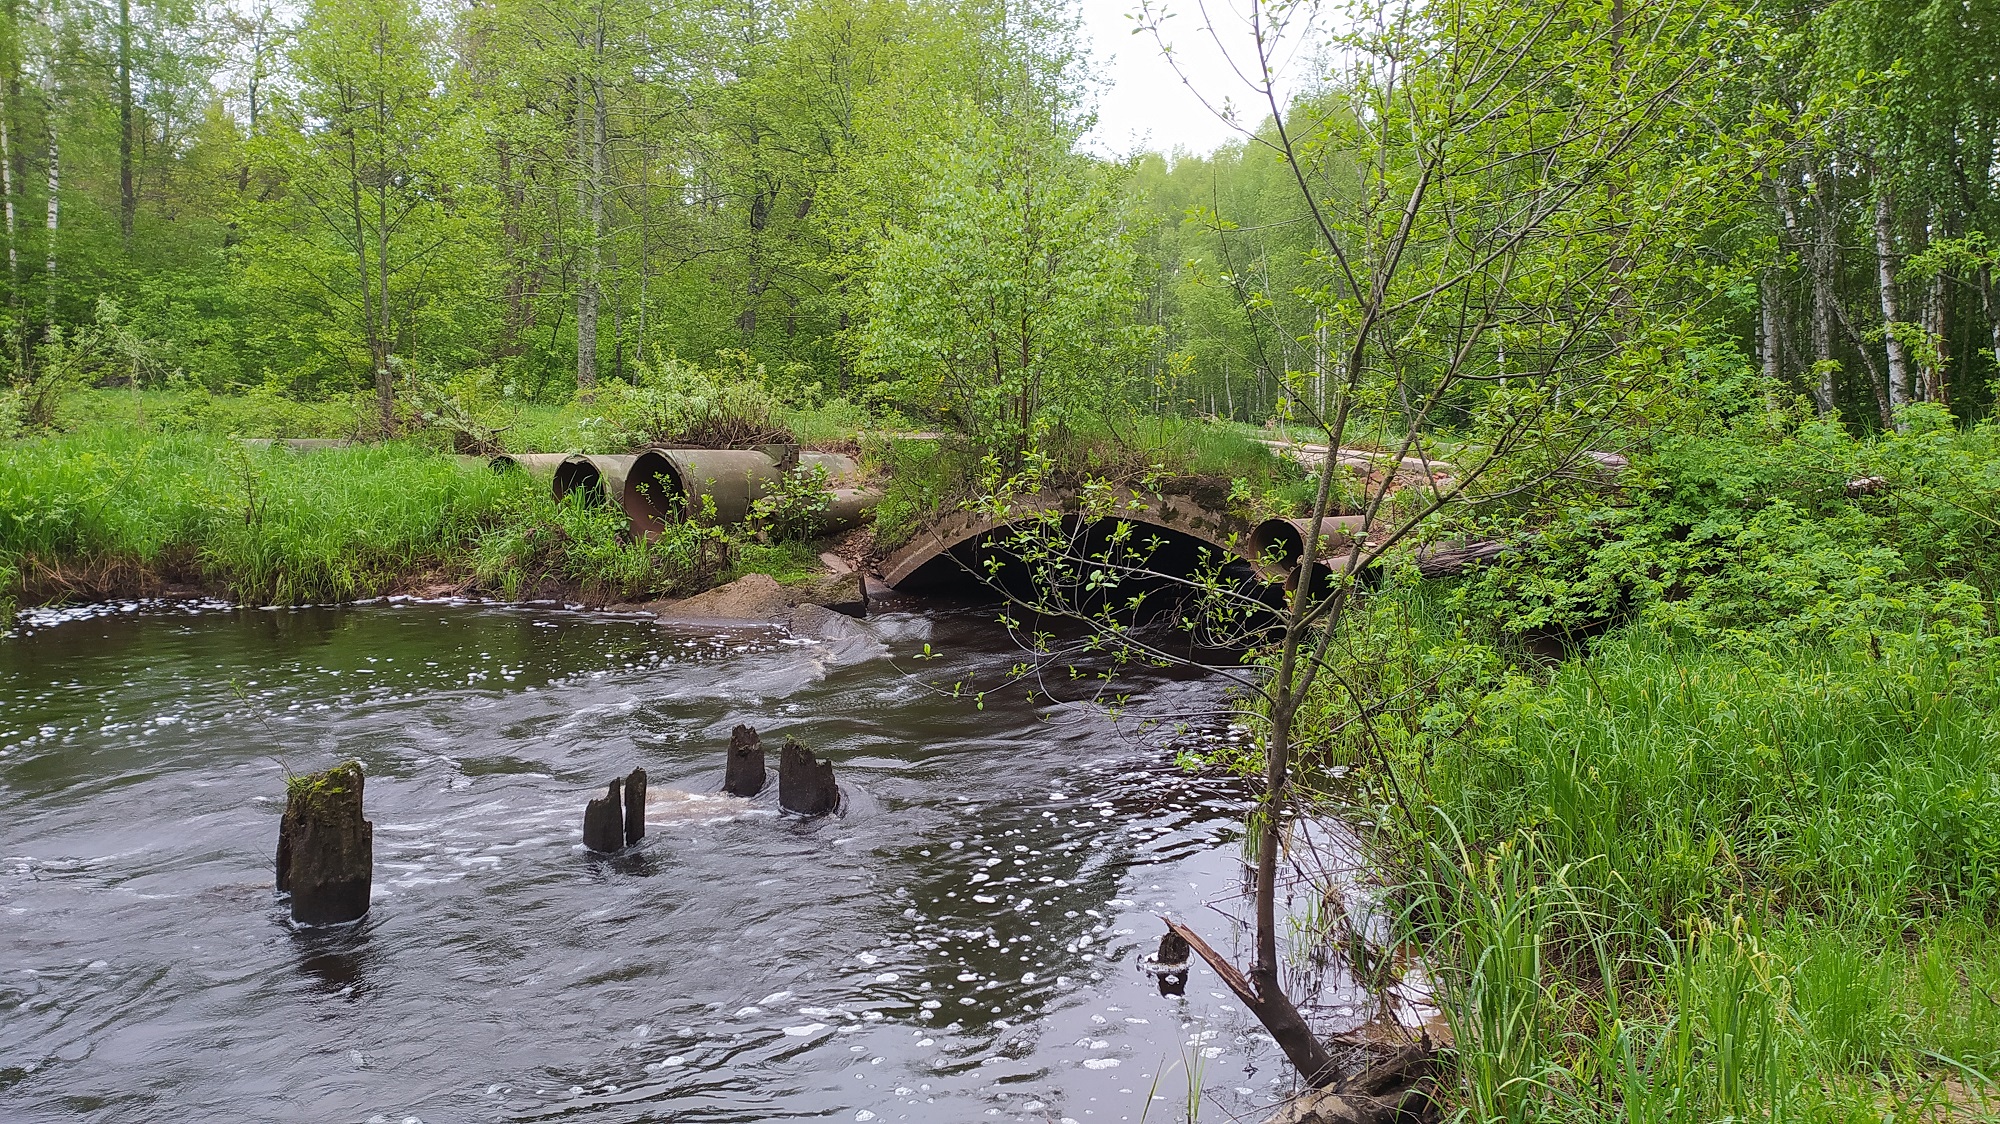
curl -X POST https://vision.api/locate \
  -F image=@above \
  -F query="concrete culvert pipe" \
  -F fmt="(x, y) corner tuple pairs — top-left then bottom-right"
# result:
(489, 452), (573, 478)
(553, 454), (641, 525)
(798, 451), (862, 483)
(1250, 514), (1373, 574)
(626, 448), (784, 532)
(822, 486), (883, 533)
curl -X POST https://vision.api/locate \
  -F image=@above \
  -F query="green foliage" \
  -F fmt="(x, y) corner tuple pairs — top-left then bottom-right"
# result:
(470, 490), (725, 603)
(750, 463), (833, 542)
(862, 111), (1154, 459)
(866, 435), (982, 548)
(1451, 404), (2000, 651)
(588, 352), (792, 449)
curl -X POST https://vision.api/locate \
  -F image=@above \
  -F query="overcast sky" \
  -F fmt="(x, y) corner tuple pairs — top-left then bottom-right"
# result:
(1078, 0), (1311, 158)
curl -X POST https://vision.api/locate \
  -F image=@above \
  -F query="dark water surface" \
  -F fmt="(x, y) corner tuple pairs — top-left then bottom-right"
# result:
(0, 600), (1385, 1123)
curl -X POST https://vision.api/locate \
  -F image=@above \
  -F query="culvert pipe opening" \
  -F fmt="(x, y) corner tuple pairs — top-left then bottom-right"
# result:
(1249, 515), (1372, 574)
(626, 448), (782, 529)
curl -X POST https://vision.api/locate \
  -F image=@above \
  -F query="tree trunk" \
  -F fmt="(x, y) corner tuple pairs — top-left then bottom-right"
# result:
(1168, 916), (1338, 1087)
(1217, 698), (1341, 1086)
(582, 777), (624, 852)
(1758, 269), (1783, 387)
(1808, 176), (1838, 416)
(373, 58), (395, 434)
(778, 737), (838, 816)
(276, 762), (374, 926)
(117, 0), (133, 245)
(1833, 293), (1895, 430)
(41, 65), (55, 329)
(346, 134), (377, 417)
(724, 724), (767, 796)
(1, 101), (17, 316)
(1981, 264), (2000, 381)
(574, 40), (604, 402)
(1873, 180), (1911, 423)
(1921, 247), (1949, 406)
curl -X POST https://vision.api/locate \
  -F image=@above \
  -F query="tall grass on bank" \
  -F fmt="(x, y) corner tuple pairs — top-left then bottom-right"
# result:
(0, 429), (519, 603)
(1314, 603), (2000, 1121)
(0, 429), (721, 607)
(1264, 580), (2000, 1112)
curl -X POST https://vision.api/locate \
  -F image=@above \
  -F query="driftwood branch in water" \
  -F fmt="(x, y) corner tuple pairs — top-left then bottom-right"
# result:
(1162, 917), (1338, 1087)
(1265, 1041), (1439, 1123)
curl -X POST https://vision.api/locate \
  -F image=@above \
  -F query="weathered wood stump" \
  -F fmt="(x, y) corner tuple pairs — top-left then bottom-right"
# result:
(583, 777), (625, 853)
(724, 725), (766, 797)
(623, 767), (647, 846)
(275, 761), (373, 926)
(778, 737), (838, 816)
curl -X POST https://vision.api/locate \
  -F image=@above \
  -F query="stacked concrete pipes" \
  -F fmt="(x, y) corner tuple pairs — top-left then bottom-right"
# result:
(494, 446), (880, 538)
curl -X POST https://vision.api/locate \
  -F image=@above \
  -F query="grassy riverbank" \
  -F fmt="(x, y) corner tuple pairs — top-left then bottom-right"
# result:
(1357, 608), (2000, 1121)
(0, 426), (729, 609)
(0, 387), (1306, 613)
(1270, 408), (2000, 1121)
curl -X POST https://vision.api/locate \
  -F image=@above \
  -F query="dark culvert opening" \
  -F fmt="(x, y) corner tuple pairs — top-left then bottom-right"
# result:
(895, 517), (1282, 624)
(626, 451), (686, 535)
(552, 458), (608, 508)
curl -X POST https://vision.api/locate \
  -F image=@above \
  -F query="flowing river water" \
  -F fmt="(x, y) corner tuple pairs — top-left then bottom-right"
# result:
(0, 599), (1413, 1123)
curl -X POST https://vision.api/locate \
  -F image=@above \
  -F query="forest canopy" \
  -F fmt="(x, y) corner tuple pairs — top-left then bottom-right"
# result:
(0, 0), (1996, 441)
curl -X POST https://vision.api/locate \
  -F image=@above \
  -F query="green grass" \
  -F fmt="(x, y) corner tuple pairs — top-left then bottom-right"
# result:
(0, 425), (724, 608)
(1294, 591), (2000, 1122)
(0, 427), (523, 603)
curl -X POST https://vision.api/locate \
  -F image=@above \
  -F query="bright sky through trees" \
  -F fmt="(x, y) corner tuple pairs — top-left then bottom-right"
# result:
(1080, 0), (1282, 157)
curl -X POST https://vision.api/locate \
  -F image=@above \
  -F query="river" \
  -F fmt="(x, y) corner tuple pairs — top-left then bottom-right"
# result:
(0, 599), (1401, 1123)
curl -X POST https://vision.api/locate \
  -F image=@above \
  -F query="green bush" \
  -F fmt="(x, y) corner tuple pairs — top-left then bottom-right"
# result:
(471, 489), (726, 602)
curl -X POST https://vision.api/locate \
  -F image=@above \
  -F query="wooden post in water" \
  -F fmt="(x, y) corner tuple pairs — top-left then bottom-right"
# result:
(623, 768), (647, 846)
(778, 737), (838, 816)
(1154, 927), (1191, 996)
(582, 777), (624, 853)
(724, 725), (766, 797)
(275, 761), (373, 925)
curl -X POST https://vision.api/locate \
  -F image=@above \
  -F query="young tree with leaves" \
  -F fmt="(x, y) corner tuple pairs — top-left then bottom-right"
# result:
(971, 0), (1794, 1084)
(245, 0), (479, 428)
(863, 111), (1151, 460)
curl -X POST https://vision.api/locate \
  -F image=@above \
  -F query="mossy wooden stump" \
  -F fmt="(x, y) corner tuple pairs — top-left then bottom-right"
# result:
(1154, 928), (1190, 997)
(275, 762), (373, 926)
(778, 737), (838, 817)
(724, 725), (766, 797)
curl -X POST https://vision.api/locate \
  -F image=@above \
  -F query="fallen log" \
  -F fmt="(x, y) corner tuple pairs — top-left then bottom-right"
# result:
(1413, 539), (1513, 579)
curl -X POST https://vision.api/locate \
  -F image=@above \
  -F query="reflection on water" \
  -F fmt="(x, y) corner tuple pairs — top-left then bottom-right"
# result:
(0, 598), (1414, 1123)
